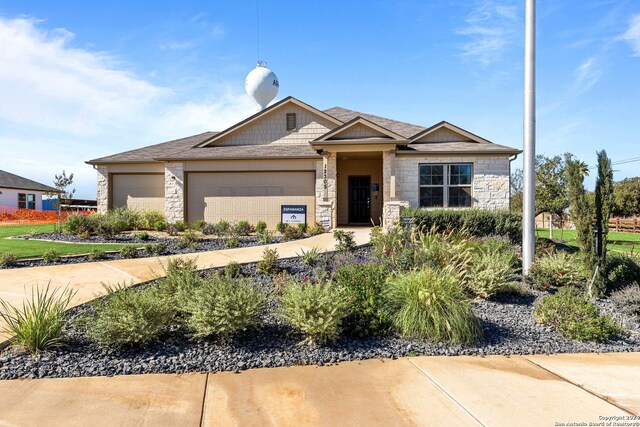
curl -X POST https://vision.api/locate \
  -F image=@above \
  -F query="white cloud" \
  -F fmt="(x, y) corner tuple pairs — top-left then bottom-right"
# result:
(0, 17), (255, 198)
(457, 1), (518, 66)
(619, 14), (640, 56)
(573, 57), (601, 93)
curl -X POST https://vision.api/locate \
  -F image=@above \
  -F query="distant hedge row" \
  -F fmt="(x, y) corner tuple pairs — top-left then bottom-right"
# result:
(402, 208), (522, 242)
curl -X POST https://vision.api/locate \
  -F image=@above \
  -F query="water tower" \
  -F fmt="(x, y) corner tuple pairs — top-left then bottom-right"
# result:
(245, 61), (279, 110)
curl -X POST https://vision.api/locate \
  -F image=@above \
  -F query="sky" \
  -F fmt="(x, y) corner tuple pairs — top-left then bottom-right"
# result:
(0, 0), (639, 199)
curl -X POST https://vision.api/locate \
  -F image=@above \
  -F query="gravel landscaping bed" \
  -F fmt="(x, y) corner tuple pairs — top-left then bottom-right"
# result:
(2, 234), (284, 269)
(1, 246), (639, 380)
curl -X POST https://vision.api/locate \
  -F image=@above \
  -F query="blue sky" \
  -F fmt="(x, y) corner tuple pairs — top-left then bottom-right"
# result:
(0, 0), (639, 198)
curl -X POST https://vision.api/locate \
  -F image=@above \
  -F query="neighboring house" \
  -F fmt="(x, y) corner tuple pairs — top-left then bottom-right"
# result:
(42, 198), (97, 212)
(87, 97), (521, 228)
(0, 170), (57, 213)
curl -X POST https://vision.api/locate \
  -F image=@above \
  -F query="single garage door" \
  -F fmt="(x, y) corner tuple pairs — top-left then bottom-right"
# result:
(187, 171), (315, 228)
(111, 174), (165, 212)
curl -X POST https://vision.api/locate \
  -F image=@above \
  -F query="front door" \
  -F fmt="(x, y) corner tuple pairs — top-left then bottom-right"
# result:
(348, 176), (371, 224)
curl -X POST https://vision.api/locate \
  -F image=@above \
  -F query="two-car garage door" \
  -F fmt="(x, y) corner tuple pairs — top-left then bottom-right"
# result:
(187, 172), (315, 228)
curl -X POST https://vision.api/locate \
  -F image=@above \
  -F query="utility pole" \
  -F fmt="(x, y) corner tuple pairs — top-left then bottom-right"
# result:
(522, 0), (536, 274)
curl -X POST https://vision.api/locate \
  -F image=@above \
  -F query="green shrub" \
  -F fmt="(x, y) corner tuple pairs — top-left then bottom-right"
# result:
(85, 284), (172, 348)
(257, 230), (273, 244)
(280, 279), (348, 345)
(333, 230), (356, 251)
(88, 248), (107, 260)
(215, 220), (231, 236)
(233, 220), (253, 236)
(605, 254), (640, 292)
(477, 237), (521, 269)
(297, 247), (322, 266)
(257, 247), (279, 274)
(283, 224), (305, 241)
(611, 283), (640, 319)
(136, 210), (164, 230)
(525, 252), (585, 290)
(78, 231), (90, 240)
(404, 208), (522, 242)
(107, 207), (141, 231)
(225, 237), (239, 249)
(0, 284), (75, 355)
(183, 276), (265, 339)
(135, 231), (149, 241)
(96, 218), (127, 239)
(42, 250), (61, 263)
(120, 246), (139, 259)
(224, 261), (243, 279)
(156, 258), (203, 311)
(276, 222), (286, 233)
(165, 223), (179, 236)
(468, 247), (518, 298)
(334, 263), (390, 337)
(145, 242), (167, 256)
(174, 220), (187, 232)
(534, 286), (622, 342)
(297, 223), (307, 233)
(255, 220), (267, 234)
(193, 219), (207, 231)
(0, 252), (19, 268)
(64, 213), (99, 235)
(177, 229), (200, 250)
(153, 219), (167, 232)
(383, 268), (483, 345)
(307, 222), (325, 236)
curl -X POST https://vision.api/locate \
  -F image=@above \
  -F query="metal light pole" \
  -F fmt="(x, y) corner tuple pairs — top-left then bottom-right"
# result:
(522, 0), (536, 274)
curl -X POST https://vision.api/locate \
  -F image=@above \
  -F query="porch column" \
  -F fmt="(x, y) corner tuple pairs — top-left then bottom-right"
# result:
(382, 150), (406, 228)
(165, 162), (185, 223)
(316, 152), (337, 229)
(96, 165), (109, 213)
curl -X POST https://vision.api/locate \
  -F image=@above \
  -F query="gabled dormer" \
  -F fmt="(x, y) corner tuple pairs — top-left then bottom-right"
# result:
(196, 97), (343, 147)
(311, 117), (409, 151)
(409, 121), (492, 144)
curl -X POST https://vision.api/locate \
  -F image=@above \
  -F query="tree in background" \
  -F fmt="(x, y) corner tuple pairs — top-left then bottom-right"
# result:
(510, 168), (523, 212)
(565, 154), (595, 287)
(612, 177), (640, 217)
(594, 150), (614, 296)
(52, 171), (75, 233)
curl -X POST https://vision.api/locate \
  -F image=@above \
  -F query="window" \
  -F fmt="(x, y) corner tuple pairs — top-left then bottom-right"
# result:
(18, 193), (36, 209)
(419, 164), (472, 208)
(286, 113), (297, 131)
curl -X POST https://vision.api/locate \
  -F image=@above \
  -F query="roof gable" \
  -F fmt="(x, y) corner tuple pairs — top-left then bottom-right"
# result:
(313, 117), (407, 142)
(410, 121), (492, 144)
(198, 97), (343, 148)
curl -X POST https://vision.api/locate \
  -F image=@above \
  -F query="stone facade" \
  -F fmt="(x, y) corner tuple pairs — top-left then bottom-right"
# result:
(395, 155), (510, 209)
(315, 153), (337, 228)
(164, 162), (185, 223)
(383, 200), (409, 229)
(96, 166), (109, 213)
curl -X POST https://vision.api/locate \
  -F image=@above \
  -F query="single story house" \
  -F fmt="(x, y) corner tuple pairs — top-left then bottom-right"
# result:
(87, 97), (521, 228)
(0, 170), (57, 213)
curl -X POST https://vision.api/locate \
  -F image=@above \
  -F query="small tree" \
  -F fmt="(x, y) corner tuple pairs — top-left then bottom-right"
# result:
(510, 168), (523, 212)
(565, 154), (595, 283)
(594, 150), (614, 295)
(52, 171), (75, 233)
(612, 177), (640, 217)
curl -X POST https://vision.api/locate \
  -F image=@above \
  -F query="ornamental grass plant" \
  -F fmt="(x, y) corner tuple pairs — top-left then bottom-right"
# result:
(0, 284), (75, 355)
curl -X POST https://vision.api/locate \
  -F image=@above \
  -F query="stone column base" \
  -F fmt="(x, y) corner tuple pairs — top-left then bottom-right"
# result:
(317, 201), (334, 230)
(383, 201), (409, 229)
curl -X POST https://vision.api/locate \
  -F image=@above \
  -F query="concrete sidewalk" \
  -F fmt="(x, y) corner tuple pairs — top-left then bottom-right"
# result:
(0, 228), (371, 343)
(0, 353), (637, 426)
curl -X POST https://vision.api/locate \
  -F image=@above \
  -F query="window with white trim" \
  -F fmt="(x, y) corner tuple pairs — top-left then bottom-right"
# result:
(419, 164), (472, 208)
(18, 193), (36, 209)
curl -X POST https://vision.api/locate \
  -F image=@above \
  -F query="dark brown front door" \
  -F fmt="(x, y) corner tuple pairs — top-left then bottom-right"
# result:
(349, 176), (371, 224)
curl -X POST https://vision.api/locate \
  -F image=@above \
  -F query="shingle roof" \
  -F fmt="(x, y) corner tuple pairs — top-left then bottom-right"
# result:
(86, 132), (216, 164)
(156, 144), (320, 161)
(0, 170), (57, 192)
(397, 142), (521, 155)
(86, 99), (520, 164)
(323, 106), (426, 138)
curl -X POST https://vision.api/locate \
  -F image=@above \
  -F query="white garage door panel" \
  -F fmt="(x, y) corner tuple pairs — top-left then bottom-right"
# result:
(111, 174), (165, 212)
(187, 172), (315, 228)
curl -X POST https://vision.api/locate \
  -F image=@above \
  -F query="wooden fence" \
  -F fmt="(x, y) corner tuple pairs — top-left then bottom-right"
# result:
(609, 217), (640, 233)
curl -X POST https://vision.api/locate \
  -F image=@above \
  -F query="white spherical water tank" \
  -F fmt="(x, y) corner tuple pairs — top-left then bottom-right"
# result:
(245, 61), (279, 109)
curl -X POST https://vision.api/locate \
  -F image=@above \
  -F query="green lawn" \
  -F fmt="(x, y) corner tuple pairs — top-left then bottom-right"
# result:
(536, 228), (640, 255)
(0, 224), (137, 259)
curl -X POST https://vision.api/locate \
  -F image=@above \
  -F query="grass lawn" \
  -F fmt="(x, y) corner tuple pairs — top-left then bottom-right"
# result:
(536, 228), (640, 255)
(0, 224), (137, 259)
